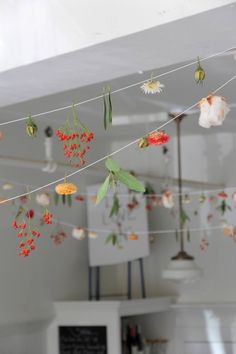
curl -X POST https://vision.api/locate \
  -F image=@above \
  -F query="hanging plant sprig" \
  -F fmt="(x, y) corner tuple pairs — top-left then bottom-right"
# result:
(56, 104), (94, 167)
(194, 57), (206, 85)
(54, 178), (77, 207)
(102, 86), (113, 131)
(96, 157), (145, 205)
(26, 114), (38, 137)
(11, 192), (40, 257)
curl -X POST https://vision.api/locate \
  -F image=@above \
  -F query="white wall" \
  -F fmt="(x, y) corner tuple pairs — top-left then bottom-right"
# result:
(111, 131), (236, 302)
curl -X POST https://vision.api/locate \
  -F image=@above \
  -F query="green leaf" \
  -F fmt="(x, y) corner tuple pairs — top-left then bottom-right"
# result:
(187, 229), (191, 242)
(115, 169), (145, 193)
(180, 208), (190, 226)
(96, 175), (110, 204)
(62, 194), (66, 205)
(105, 157), (120, 173)
(54, 192), (59, 206)
(112, 234), (117, 246)
(67, 194), (72, 207)
(108, 91), (112, 125)
(103, 94), (107, 130)
(105, 233), (114, 244)
(109, 193), (120, 218)
(15, 206), (24, 219)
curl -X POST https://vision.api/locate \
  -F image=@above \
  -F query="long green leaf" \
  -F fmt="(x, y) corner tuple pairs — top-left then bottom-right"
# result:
(103, 94), (107, 130)
(105, 233), (114, 244)
(67, 194), (72, 207)
(105, 157), (120, 173)
(54, 192), (59, 206)
(112, 234), (117, 246)
(108, 91), (112, 125)
(109, 193), (120, 218)
(96, 175), (110, 205)
(115, 169), (145, 193)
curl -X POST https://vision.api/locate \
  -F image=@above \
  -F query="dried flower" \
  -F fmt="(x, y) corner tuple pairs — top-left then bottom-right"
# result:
(194, 57), (205, 84)
(162, 190), (174, 209)
(198, 95), (230, 128)
(2, 183), (13, 190)
(223, 224), (234, 237)
(26, 115), (38, 137)
(147, 130), (170, 146)
(55, 182), (77, 195)
(183, 194), (191, 204)
(74, 195), (85, 202)
(88, 231), (98, 239)
(50, 224), (67, 245)
(128, 233), (139, 241)
(232, 192), (236, 202)
(198, 194), (206, 203)
(141, 79), (164, 94)
(72, 227), (85, 240)
(199, 238), (209, 251)
(91, 195), (97, 204)
(218, 191), (228, 199)
(138, 137), (149, 149)
(36, 192), (50, 207)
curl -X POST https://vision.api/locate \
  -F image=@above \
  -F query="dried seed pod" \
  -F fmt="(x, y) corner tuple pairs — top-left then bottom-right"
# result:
(26, 115), (38, 137)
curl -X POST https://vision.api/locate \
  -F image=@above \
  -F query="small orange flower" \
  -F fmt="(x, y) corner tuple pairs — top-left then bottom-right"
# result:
(91, 195), (97, 204)
(55, 182), (77, 195)
(128, 233), (139, 241)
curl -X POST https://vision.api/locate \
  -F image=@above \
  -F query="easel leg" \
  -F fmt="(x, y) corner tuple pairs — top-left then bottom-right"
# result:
(127, 261), (132, 300)
(95, 266), (100, 301)
(139, 258), (146, 299)
(88, 267), (93, 301)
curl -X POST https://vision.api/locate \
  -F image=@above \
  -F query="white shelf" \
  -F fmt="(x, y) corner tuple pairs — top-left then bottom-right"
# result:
(118, 297), (173, 317)
(54, 296), (173, 318)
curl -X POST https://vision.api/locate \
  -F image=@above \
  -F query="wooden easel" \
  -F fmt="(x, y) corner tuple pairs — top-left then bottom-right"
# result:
(88, 258), (146, 300)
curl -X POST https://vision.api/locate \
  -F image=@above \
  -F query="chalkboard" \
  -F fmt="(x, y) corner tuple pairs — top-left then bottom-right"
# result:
(59, 326), (107, 354)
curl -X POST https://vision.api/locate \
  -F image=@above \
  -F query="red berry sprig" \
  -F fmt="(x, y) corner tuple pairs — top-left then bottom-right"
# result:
(12, 216), (40, 257)
(56, 106), (94, 167)
(43, 210), (53, 225)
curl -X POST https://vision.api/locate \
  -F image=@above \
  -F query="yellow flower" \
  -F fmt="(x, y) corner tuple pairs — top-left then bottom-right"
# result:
(55, 182), (77, 195)
(141, 80), (164, 94)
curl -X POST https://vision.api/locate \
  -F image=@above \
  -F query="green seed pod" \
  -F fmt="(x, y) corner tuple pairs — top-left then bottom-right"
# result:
(138, 137), (149, 149)
(26, 115), (38, 137)
(194, 57), (206, 84)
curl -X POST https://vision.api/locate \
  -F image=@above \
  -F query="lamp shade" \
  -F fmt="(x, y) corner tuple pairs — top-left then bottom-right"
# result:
(162, 257), (203, 283)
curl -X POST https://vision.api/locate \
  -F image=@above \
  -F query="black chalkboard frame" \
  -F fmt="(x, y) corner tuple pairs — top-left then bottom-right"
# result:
(58, 325), (107, 354)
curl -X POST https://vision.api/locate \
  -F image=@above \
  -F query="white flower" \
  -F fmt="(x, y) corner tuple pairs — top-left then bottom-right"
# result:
(72, 227), (85, 240)
(88, 231), (98, 239)
(2, 183), (13, 190)
(199, 95), (230, 128)
(35, 192), (50, 207)
(162, 190), (174, 209)
(232, 192), (236, 202)
(141, 80), (164, 94)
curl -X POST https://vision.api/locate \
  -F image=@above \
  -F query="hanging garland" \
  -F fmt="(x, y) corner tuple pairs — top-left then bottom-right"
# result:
(0, 46), (234, 256)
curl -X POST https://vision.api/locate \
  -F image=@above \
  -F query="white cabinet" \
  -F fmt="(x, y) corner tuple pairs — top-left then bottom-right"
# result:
(47, 297), (173, 354)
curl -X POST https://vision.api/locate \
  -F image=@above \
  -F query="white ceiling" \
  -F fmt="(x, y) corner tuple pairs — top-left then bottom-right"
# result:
(0, 3), (235, 143)
(0, 3), (235, 108)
